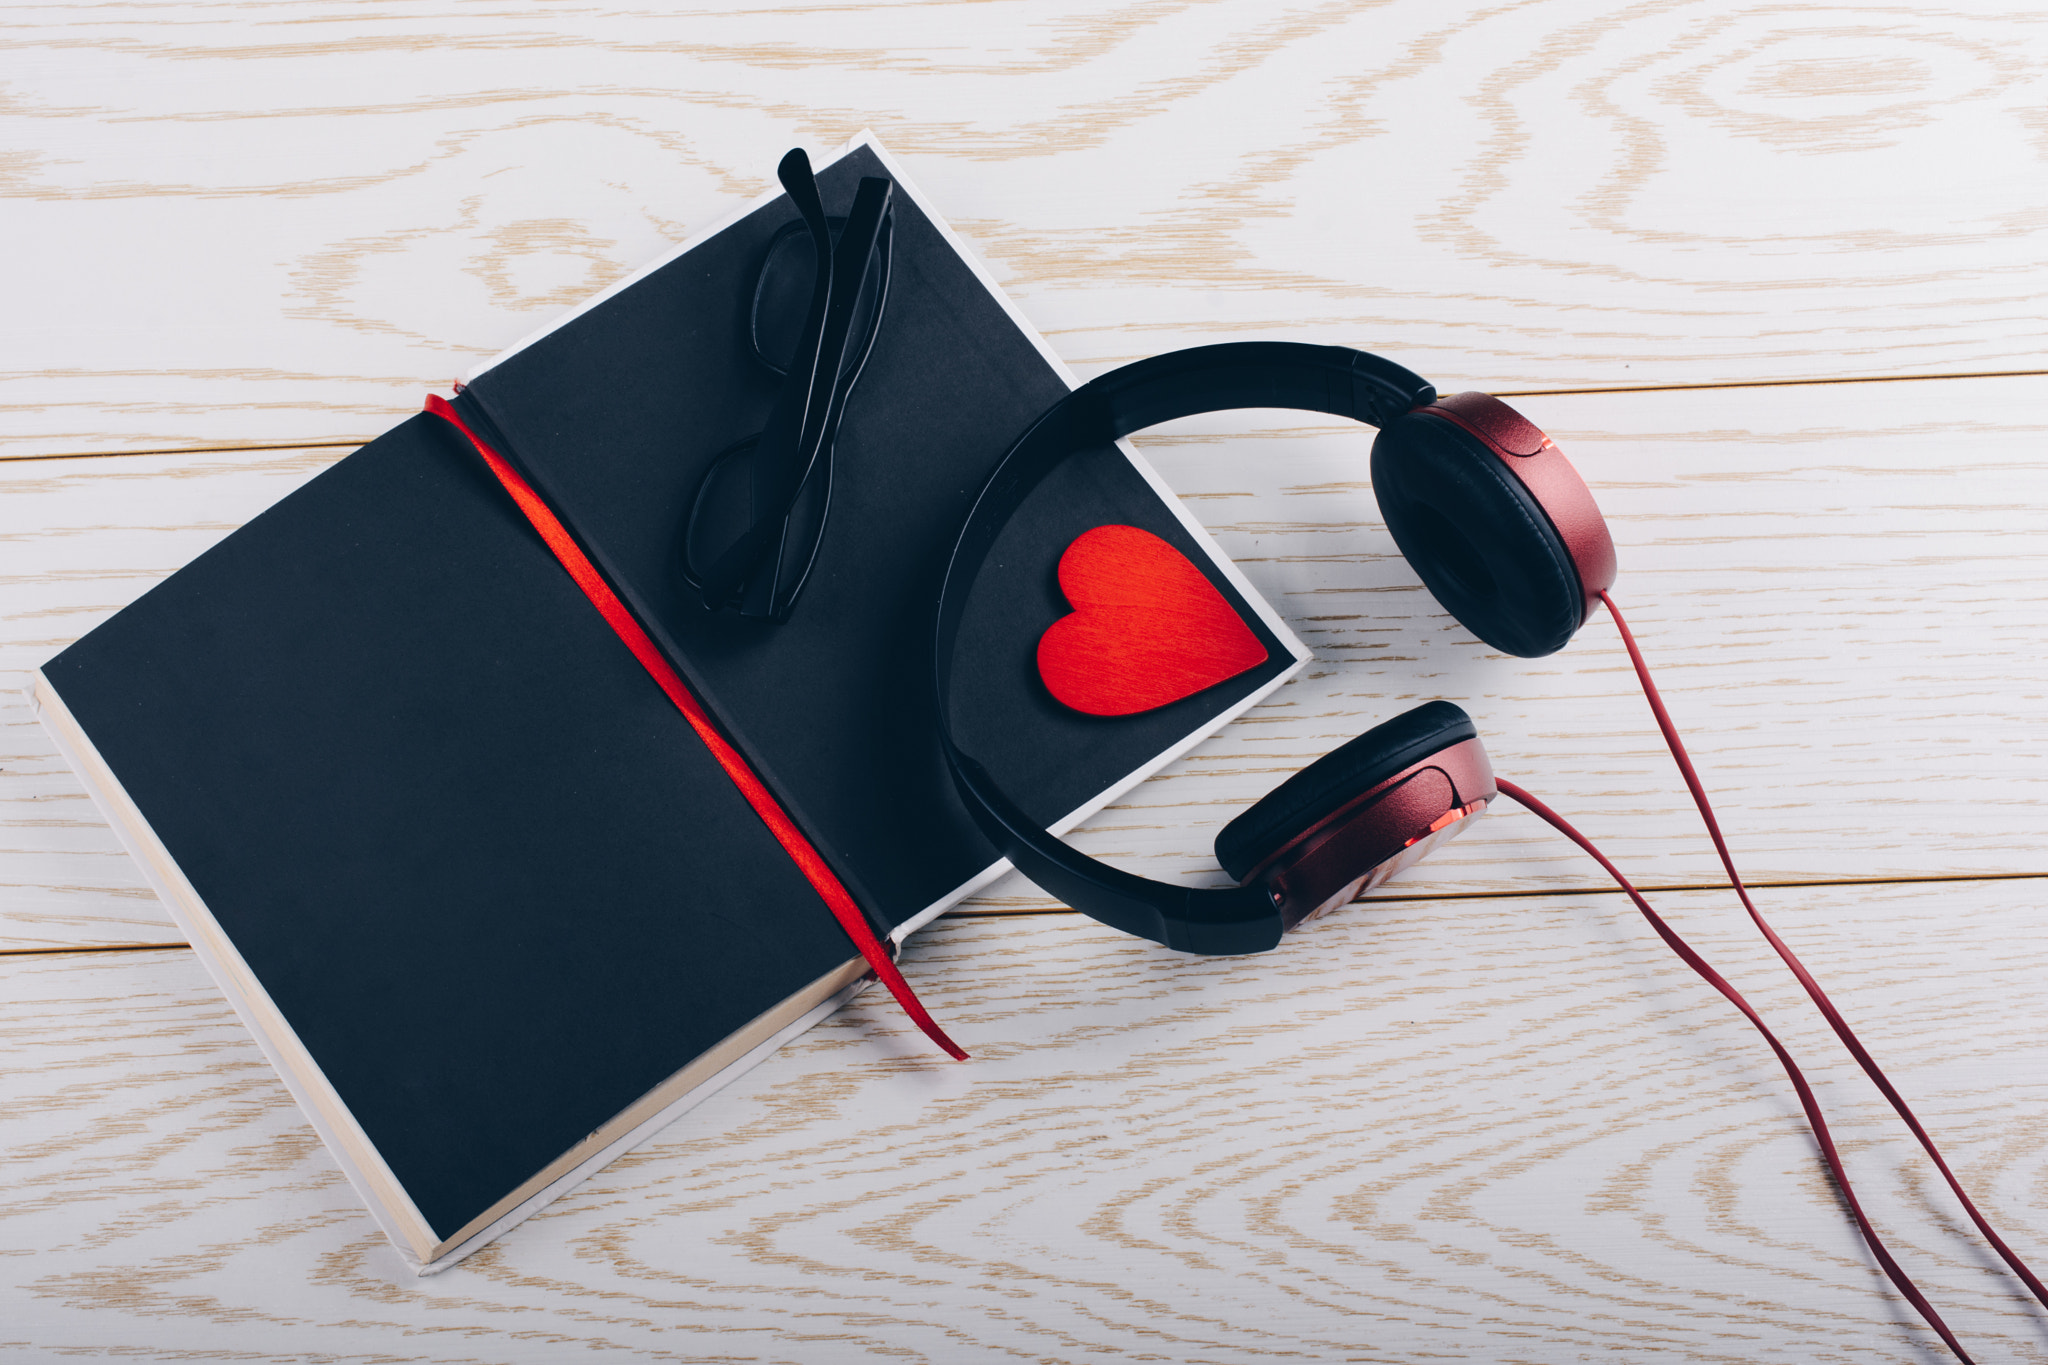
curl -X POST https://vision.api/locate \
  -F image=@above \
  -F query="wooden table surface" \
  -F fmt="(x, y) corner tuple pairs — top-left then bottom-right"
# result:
(4, 4), (2046, 1361)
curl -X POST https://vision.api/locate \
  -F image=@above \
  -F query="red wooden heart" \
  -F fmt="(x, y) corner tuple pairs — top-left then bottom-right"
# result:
(1037, 524), (1270, 717)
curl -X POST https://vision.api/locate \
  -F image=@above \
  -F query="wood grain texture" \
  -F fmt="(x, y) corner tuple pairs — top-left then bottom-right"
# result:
(0, 450), (330, 947)
(5, 375), (2041, 947)
(1086, 371), (2048, 905)
(5, 1), (2048, 455)
(4, 881), (2046, 1362)
(8, 5), (2047, 1357)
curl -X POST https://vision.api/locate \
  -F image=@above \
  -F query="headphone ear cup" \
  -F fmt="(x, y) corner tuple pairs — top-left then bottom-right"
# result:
(1215, 700), (1478, 883)
(1371, 411), (1583, 658)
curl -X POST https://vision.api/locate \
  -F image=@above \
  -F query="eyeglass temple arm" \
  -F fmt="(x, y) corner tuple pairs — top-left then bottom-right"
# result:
(700, 166), (894, 617)
(697, 149), (833, 612)
(756, 176), (895, 619)
(703, 175), (891, 616)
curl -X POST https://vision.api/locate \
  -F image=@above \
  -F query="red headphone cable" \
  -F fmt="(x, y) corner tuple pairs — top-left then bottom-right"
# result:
(1595, 591), (2044, 1310)
(1590, 591), (2046, 1323)
(1494, 777), (1974, 1362)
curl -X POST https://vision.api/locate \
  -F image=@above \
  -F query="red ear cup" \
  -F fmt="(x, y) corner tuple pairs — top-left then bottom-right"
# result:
(1422, 393), (1617, 618)
(1216, 701), (1497, 929)
(1370, 395), (1613, 658)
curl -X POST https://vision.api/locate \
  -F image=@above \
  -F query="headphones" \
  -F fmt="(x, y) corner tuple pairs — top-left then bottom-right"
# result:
(933, 341), (1616, 955)
(929, 342), (2048, 1353)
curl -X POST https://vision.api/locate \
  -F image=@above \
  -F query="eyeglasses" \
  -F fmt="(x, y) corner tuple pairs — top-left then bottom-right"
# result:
(681, 149), (894, 622)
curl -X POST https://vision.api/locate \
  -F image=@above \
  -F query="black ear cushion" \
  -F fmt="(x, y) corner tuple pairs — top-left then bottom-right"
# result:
(1215, 700), (1477, 883)
(1371, 413), (1583, 659)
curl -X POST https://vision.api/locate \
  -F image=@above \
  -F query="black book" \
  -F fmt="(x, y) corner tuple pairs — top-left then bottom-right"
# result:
(32, 135), (1306, 1272)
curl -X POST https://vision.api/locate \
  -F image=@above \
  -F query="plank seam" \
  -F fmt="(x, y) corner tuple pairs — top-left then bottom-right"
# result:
(0, 940), (188, 958)
(8, 366), (2048, 466)
(1488, 367), (2048, 398)
(16, 871), (2041, 955)
(951, 868), (2048, 914)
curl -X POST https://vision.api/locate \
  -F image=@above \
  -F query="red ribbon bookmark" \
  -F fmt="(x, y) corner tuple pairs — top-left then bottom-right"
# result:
(426, 394), (966, 1060)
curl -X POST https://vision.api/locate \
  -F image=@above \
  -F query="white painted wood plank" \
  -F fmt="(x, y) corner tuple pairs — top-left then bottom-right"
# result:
(0, 450), (331, 947)
(5, 2), (2048, 455)
(4, 881), (2046, 1362)
(1096, 372), (2048, 907)
(3, 376), (2044, 946)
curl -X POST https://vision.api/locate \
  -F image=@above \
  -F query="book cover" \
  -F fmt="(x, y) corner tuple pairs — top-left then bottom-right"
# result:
(32, 134), (1309, 1272)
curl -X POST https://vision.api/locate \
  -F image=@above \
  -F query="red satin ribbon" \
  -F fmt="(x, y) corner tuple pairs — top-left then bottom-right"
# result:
(425, 394), (966, 1060)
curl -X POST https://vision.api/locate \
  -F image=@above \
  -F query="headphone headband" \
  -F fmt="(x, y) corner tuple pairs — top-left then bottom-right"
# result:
(1076, 340), (1437, 436)
(935, 344), (1433, 683)
(932, 343), (1437, 954)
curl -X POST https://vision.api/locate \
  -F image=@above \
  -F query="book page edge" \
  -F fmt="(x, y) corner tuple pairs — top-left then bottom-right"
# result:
(463, 133), (871, 383)
(456, 131), (1310, 942)
(854, 134), (1309, 664)
(463, 129), (1308, 665)
(28, 670), (441, 1268)
(892, 651), (1308, 940)
(31, 669), (883, 1275)
(870, 137), (1312, 929)
(415, 961), (871, 1274)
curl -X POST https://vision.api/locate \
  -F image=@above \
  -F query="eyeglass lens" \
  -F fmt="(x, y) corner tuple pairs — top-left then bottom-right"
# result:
(752, 215), (890, 385)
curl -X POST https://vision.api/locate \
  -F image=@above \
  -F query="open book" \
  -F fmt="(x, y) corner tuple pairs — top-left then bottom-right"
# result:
(32, 134), (1307, 1273)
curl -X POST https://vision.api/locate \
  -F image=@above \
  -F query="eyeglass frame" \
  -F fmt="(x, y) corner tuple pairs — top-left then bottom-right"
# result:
(680, 151), (895, 623)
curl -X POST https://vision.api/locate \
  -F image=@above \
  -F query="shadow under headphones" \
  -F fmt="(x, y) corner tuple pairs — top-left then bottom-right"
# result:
(933, 341), (1616, 956)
